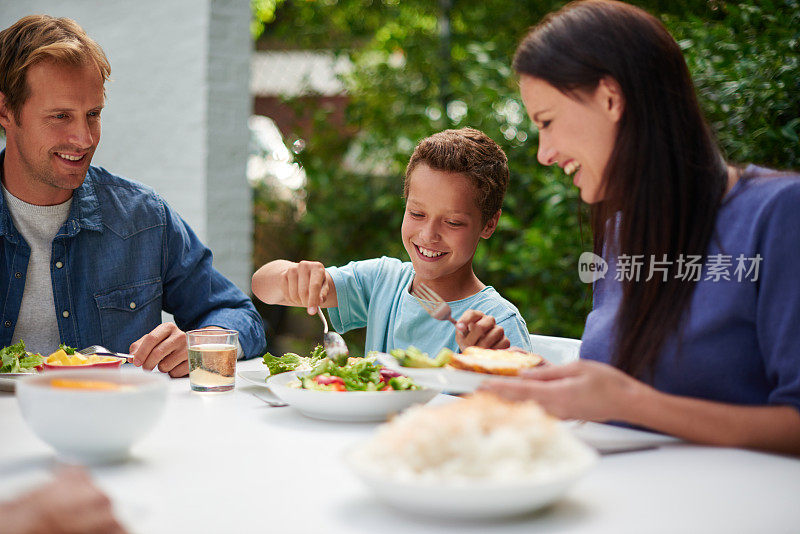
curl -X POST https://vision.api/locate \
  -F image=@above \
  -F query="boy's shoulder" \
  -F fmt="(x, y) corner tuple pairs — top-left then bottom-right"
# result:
(460, 286), (524, 317)
(331, 256), (411, 274)
(328, 257), (414, 290)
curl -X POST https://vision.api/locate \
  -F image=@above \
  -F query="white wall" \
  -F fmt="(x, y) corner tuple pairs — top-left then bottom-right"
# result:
(0, 0), (254, 292)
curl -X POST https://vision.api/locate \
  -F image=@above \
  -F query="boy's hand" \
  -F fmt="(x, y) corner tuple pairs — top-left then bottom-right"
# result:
(284, 260), (332, 314)
(455, 310), (511, 351)
(252, 260), (338, 312)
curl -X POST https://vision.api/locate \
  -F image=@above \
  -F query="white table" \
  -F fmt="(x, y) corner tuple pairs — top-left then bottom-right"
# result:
(2, 358), (800, 534)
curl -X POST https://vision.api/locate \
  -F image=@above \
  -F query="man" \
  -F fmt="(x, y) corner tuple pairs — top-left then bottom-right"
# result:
(0, 15), (266, 376)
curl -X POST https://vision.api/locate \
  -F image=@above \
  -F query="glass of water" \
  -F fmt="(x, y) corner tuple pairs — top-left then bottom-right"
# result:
(187, 329), (239, 392)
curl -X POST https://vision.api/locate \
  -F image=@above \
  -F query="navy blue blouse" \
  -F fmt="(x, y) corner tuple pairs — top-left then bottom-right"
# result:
(581, 166), (800, 413)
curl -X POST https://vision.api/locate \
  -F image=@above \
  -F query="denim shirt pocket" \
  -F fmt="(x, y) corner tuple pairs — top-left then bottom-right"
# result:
(94, 278), (163, 353)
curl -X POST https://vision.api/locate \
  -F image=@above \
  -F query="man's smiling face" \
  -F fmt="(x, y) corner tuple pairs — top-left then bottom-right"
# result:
(0, 59), (104, 205)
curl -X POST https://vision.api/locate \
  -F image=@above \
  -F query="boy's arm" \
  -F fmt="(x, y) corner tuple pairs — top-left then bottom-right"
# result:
(252, 260), (338, 313)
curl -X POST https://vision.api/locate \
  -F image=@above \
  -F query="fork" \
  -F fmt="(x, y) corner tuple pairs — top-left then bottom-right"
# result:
(78, 345), (135, 362)
(411, 283), (457, 325)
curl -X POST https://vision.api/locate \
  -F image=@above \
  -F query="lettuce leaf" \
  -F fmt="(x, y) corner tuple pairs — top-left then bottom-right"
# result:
(262, 345), (328, 376)
(1, 341), (42, 373)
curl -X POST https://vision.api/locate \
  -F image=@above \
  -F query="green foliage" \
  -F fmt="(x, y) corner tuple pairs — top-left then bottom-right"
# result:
(664, 1), (800, 168)
(254, 0), (800, 341)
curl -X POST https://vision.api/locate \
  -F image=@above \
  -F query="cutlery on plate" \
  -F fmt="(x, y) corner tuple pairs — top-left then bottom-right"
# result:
(317, 309), (349, 366)
(78, 345), (135, 362)
(411, 283), (457, 325)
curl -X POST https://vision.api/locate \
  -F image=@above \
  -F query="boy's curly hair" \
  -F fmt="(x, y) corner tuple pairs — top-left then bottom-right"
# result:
(404, 128), (509, 223)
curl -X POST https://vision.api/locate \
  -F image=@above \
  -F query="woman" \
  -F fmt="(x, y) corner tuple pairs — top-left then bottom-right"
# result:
(480, 0), (800, 455)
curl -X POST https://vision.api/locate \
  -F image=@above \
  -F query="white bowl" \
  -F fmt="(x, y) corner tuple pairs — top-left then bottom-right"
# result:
(346, 444), (597, 519)
(16, 369), (168, 463)
(267, 372), (441, 422)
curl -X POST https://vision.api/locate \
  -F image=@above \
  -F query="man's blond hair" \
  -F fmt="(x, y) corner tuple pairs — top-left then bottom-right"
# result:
(0, 15), (110, 130)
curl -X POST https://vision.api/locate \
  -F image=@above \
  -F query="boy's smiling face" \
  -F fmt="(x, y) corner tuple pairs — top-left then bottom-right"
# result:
(402, 164), (498, 298)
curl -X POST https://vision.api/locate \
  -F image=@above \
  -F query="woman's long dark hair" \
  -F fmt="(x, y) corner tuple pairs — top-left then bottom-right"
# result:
(514, 0), (728, 379)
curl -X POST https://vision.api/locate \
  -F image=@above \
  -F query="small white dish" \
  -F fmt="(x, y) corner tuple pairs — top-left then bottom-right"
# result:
(238, 369), (269, 388)
(16, 369), (168, 463)
(266, 372), (441, 422)
(374, 353), (497, 394)
(346, 443), (597, 519)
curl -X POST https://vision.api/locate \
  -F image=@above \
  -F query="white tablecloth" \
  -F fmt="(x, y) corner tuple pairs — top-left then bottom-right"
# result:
(2, 358), (800, 533)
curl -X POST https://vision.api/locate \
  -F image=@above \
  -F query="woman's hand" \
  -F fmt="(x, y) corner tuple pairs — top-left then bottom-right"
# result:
(478, 359), (650, 422)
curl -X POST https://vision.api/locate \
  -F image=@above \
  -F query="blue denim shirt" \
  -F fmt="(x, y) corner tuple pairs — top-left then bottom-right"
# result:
(0, 151), (266, 358)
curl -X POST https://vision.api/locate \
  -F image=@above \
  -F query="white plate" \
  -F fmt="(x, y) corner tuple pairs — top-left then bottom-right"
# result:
(238, 369), (270, 388)
(345, 444), (598, 519)
(374, 353), (508, 394)
(0, 372), (38, 392)
(266, 372), (441, 422)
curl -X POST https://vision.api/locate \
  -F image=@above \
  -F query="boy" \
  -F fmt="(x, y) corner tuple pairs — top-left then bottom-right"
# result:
(252, 128), (532, 355)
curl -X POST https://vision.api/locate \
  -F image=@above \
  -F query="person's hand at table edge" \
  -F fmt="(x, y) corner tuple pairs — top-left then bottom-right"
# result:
(129, 323), (232, 378)
(0, 466), (128, 534)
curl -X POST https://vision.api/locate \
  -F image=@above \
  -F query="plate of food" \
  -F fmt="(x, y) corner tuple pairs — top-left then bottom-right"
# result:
(0, 341), (45, 392)
(266, 354), (440, 422)
(42, 347), (125, 370)
(374, 346), (546, 394)
(346, 393), (598, 518)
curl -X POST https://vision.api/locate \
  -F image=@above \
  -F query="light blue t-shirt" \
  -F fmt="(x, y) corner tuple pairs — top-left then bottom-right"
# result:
(327, 257), (533, 356)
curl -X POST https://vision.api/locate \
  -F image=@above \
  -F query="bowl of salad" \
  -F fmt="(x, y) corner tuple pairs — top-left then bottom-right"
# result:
(0, 341), (45, 392)
(266, 357), (440, 422)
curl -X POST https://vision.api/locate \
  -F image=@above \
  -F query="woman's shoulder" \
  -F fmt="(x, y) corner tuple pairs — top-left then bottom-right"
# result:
(726, 165), (800, 205)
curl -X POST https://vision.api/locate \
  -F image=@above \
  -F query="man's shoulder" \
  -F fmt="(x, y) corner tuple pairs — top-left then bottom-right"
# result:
(87, 165), (160, 199)
(84, 166), (170, 234)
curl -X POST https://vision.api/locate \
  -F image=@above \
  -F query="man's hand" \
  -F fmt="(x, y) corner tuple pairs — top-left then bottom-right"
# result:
(0, 466), (128, 534)
(129, 322), (189, 377)
(455, 310), (511, 351)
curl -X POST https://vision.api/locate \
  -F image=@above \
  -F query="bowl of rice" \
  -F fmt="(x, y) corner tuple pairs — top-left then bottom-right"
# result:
(346, 393), (597, 519)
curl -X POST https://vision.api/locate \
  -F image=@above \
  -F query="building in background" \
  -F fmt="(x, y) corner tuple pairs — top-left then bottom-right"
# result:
(0, 0), (253, 293)
(250, 50), (350, 141)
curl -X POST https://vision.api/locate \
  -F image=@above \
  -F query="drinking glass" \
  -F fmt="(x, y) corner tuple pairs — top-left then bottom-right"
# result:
(187, 329), (238, 392)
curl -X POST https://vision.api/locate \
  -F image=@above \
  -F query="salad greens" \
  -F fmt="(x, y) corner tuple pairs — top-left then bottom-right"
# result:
(59, 344), (77, 355)
(263, 345), (420, 391)
(300, 358), (418, 392)
(262, 345), (327, 376)
(0, 341), (44, 374)
(389, 346), (454, 368)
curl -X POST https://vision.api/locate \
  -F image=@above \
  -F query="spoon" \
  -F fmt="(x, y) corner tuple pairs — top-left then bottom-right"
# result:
(317, 309), (349, 366)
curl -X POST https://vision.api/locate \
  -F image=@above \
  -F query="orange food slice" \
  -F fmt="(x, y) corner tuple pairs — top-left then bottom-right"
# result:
(50, 378), (125, 390)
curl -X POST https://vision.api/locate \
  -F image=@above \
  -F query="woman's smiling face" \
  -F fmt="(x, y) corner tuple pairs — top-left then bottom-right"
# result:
(519, 75), (623, 204)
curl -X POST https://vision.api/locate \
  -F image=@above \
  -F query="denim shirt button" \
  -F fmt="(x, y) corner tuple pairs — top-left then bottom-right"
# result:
(14, 272), (22, 278)
(129, 302), (136, 309)
(3, 320), (10, 328)
(55, 261), (63, 269)
(62, 310), (70, 318)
